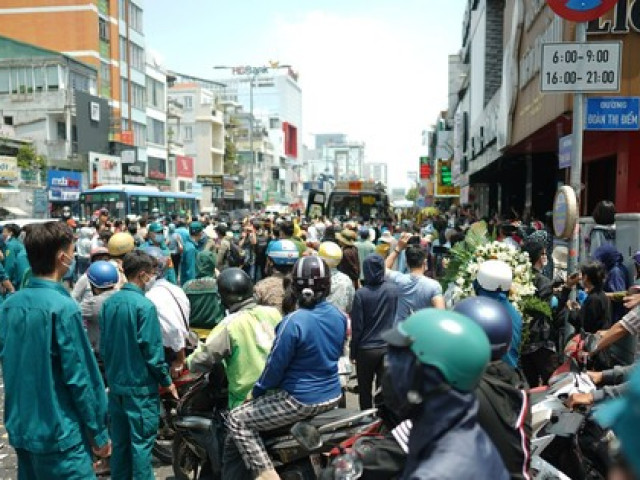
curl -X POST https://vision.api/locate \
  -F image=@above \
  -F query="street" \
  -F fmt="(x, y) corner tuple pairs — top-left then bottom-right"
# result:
(0, 373), (175, 480)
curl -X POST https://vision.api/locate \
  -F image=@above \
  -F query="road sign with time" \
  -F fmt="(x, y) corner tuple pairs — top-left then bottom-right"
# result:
(541, 42), (621, 93)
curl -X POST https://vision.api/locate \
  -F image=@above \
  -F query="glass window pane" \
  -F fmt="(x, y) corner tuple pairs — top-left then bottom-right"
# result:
(46, 65), (59, 90)
(0, 69), (9, 94)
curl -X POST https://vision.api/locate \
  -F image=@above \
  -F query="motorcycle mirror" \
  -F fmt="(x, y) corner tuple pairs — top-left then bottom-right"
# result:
(291, 421), (322, 451)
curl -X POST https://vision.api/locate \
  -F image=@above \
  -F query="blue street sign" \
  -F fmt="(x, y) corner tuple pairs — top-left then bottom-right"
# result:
(558, 134), (573, 170)
(585, 97), (640, 131)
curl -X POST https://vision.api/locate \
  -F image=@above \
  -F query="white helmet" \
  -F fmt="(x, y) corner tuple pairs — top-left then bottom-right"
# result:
(476, 260), (512, 293)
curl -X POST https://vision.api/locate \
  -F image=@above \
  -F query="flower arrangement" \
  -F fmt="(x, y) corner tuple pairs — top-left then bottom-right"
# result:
(442, 230), (536, 312)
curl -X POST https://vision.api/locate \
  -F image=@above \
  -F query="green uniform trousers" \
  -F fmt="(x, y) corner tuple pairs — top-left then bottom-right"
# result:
(109, 392), (159, 480)
(16, 442), (94, 480)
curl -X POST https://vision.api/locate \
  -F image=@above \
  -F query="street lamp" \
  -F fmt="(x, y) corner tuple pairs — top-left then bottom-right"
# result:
(213, 64), (292, 211)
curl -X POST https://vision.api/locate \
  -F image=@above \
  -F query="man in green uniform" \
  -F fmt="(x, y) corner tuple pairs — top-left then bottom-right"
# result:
(187, 268), (282, 409)
(179, 221), (200, 285)
(0, 221), (111, 479)
(2, 223), (30, 290)
(143, 222), (177, 284)
(99, 250), (178, 480)
(183, 250), (224, 336)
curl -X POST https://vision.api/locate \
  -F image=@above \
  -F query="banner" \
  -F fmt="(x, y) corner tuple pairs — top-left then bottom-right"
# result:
(89, 152), (121, 185)
(47, 170), (82, 201)
(176, 155), (194, 178)
(0, 156), (18, 181)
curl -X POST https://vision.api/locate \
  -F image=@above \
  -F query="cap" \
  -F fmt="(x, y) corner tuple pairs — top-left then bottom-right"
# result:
(148, 222), (164, 233)
(189, 221), (204, 234)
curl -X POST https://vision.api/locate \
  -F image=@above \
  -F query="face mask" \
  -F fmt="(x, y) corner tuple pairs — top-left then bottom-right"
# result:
(60, 252), (73, 270)
(143, 274), (158, 292)
(382, 347), (423, 421)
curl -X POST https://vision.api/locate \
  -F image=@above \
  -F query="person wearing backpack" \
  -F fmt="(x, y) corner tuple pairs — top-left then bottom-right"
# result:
(454, 297), (531, 480)
(215, 223), (245, 271)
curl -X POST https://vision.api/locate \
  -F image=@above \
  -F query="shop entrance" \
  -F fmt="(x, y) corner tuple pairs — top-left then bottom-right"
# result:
(584, 156), (617, 215)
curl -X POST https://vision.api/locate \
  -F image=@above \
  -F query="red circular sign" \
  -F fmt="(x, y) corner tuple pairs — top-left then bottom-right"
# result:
(547, 0), (619, 22)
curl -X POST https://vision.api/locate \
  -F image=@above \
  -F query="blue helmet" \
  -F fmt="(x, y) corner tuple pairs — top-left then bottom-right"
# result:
(453, 296), (512, 361)
(266, 239), (300, 266)
(87, 261), (119, 289)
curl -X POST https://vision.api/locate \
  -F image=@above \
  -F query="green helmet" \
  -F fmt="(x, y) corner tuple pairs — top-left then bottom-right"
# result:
(148, 222), (164, 234)
(382, 309), (491, 392)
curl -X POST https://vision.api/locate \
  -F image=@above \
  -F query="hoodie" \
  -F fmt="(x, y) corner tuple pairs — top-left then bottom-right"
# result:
(594, 244), (630, 293)
(403, 366), (509, 480)
(350, 255), (399, 357)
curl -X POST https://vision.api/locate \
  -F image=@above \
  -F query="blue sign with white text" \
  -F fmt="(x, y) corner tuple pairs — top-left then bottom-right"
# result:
(585, 97), (640, 131)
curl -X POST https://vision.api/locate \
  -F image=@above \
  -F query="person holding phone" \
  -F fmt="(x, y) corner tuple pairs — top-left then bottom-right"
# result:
(559, 262), (612, 334)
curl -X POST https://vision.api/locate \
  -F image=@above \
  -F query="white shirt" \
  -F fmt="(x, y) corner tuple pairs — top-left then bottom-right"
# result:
(146, 279), (190, 352)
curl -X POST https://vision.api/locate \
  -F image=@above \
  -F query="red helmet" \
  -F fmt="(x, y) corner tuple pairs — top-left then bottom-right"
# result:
(292, 256), (331, 307)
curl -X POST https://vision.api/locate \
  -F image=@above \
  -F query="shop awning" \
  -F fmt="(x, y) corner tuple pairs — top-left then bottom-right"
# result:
(0, 206), (29, 216)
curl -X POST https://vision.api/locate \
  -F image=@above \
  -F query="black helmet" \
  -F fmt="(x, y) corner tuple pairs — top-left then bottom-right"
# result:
(453, 296), (512, 361)
(292, 256), (331, 308)
(217, 267), (254, 309)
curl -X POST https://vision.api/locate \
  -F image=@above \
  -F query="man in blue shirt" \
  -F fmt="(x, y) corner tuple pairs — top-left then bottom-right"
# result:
(385, 233), (445, 324)
(0, 222), (111, 479)
(226, 256), (345, 480)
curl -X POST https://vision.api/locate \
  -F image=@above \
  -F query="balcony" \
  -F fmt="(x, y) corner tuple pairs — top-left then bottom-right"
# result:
(167, 101), (183, 119)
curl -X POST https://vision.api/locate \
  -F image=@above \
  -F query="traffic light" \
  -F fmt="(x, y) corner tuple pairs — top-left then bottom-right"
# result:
(440, 163), (452, 186)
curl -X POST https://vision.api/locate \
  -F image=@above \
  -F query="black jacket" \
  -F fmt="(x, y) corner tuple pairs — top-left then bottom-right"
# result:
(350, 255), (399, 357)
(476, 361), (531, 480)
(559, 287), (612, 333)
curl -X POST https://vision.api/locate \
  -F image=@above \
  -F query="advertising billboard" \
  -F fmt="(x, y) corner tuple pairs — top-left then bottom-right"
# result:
(89, 152), (122, 186)
(176, 155), (194, 178)
(47, 170), (82, 201)
(75, 91), (110, 154)
(0, 156), (18, 181)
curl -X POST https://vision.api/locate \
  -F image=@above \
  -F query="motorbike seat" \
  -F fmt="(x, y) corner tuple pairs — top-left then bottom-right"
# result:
(263, 408), (367, 438)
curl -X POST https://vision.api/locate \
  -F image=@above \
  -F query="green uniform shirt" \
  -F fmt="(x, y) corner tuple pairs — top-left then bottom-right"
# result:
(187, 304), (282, 408)
(0, 278), (109, 453)
(99, 283), (172, 395)
(3, 237), (29, 290)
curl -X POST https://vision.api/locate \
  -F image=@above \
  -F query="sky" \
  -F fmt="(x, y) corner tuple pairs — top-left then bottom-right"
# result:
(144, 0), (467, 189)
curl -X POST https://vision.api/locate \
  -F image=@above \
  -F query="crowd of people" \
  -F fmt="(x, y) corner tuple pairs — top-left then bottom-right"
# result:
(0, 198), (639, 479)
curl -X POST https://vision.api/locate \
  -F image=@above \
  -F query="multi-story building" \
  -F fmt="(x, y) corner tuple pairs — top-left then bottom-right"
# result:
(363, 162), (388, 185)
(168, 73), (225, 212)
(0, 0), (147, 153)
(323, 140), (366, 182)
(144, 56), (168, 189)
(214, 67), (303, 205)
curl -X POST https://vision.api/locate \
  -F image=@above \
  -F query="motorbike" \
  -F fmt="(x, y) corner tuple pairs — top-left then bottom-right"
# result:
(528, 331), (616, 479)
(171, 363), (379, 480)
(152, 369), (201, 464)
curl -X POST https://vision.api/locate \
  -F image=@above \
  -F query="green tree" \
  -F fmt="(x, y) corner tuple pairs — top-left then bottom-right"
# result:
(224, 137), (240, 175)
(406, 187), (418, 202)
(16, 144), (46, 170)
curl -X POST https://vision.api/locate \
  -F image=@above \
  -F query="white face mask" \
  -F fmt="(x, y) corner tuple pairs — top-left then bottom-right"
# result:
(60, 252), (73, 270)
(144, 274), (158, 292)
(541, 257), (548, 268)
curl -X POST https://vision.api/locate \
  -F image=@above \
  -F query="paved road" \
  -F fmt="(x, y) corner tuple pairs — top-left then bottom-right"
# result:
(0, 374), (176, 480)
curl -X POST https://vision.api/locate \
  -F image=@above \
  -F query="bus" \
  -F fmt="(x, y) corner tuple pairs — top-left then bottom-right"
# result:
(78, 185), (199, 220)
(306, 181), (393, 222)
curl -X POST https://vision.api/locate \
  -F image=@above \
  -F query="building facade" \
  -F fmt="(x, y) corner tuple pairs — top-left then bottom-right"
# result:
(363, 162), (388, 185)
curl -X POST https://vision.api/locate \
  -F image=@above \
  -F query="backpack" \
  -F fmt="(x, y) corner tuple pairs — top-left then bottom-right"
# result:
(226, 240), (246, 268)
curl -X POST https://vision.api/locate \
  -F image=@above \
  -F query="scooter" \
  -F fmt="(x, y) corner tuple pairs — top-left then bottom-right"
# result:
(171, 363), (379, 480)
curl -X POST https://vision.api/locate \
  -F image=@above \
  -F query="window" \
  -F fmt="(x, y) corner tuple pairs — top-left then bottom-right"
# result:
(147, 118), (165, 145)
(34, 67), (44, 91)
(184, 125), (193, 141)
(99, 18), (110, 41)
(132, 83), (145, 109)
(46, 65), (59, 91)
(133, 121), (146, 147)
(57, 121), (66, 141)
(119, 36), (127, 62)
(99, 62), (111, 91)
(119, 0), (125, 19)
(70, 71), (90, 93)
(130, 43), (145, 71)
(129, 3), (143, 33)
(146, 77), (165, 110)
(120, 77), (129, 103)
(3, 116), (13, 126)
(183, 95), (193, 110)
(0, 69), (9, 94)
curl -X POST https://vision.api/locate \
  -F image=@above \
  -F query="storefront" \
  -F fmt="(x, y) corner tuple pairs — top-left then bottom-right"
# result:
(47, 170), (83, 218)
